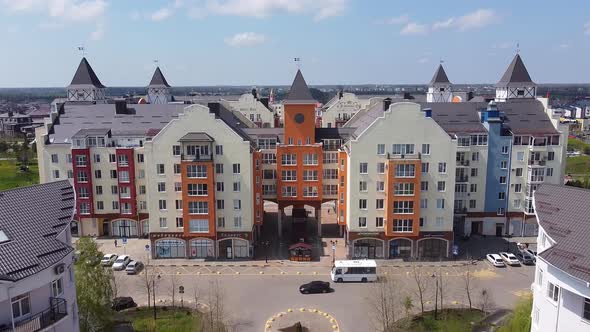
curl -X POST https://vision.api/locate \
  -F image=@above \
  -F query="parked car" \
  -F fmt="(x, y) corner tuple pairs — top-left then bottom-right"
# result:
(499, 252), (521, 266)
(100, 254), (118, 266)
(112, 255), (131, 271)
(125, 261), (144, 275)
(486, 254), (506, 267)
(515, 252), (535, 265)
(524, 249), (537, 258)
(112, 297), (137, 311)
(299, 281), (331, 294)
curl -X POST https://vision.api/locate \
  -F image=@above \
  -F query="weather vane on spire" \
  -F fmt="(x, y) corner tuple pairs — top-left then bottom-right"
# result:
(77, 46), (86, 57)
(154, 59), (159, 67)
(294, 57), (301, 69)
(516, 42), (520, 54)
(440, 58), (444, 64)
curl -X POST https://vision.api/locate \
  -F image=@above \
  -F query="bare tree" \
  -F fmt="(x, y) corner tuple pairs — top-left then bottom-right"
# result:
(193, 283), (201, 311)
(479, 288), (495, 314)
(437, 268), (445, 318)
(202, 279), (227, 332)
(142, 254), (155, 308)
(411, 266), (429, 314)
(367, 276), (399, 332)
(462, 268), (475, 309)
(169, 272), (178, 308)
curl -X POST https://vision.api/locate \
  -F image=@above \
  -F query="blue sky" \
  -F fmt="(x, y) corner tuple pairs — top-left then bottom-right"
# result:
(0, 0), (589, 87)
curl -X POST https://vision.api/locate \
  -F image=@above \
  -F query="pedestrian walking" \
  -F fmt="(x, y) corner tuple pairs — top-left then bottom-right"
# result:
(114, 239), (118, 247)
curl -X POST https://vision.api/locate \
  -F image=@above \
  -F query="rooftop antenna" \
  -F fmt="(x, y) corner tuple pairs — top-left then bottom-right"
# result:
(154, 59), (159, 68)
(440, 58), (444, 64)
(516, 42), (520, 54)
(77, 46), (86, 57)
(294, 57), (301, 69)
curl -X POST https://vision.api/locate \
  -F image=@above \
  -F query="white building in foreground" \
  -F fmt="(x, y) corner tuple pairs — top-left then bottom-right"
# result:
(531, 184), (590, 332)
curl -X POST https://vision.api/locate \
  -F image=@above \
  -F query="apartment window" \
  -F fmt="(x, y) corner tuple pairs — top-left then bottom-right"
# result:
(393, 219), (413, 232)
(377, 162), (385, 174)
(377, 144), (385, 155)
(548, 151), (555, 161)
(376, 181), (385, 192)
(420, 199), (427, 209)
(96, 201), (104, 210)
(187, 183), (208, 196)
(359, 181), (368, 192)
(303, 153), (318, 165)
(583, 298), (590, 320)
(110, 170), (117, 179)
(11, 293), (31, 319)
(217, 217), (225, 228)
(282, 170), (297, 181)
(303, 186), (318, 197)
(288, 137), (293, 145)
(176, 217), (184, 228)
(547, 282), (560, 302)
(422, 162), (429, 173)
(175, 200), (183, 210)
(138, 170), (145, 179)
(187, 165), (207, 178)
(421, 181), (429, 191)
(303, 170), (318, 181)
(437, 181), (446, 192)
(93, 154), (100, 163)
(79, 203), (90, 214)
(536, 268), (544, 288)
(232, 163), (241, 174)
(497, 208), (505, 215)
(120, 186), (131, 198)
(358, 217), (367, 228)
(438, 162), (447, 174)
(359, 199), (367, 210)
(67, 170), (73, 179)
(139, 201), (147, 210)
(471, 152), (479, 162)
(376, 217), (384, 228)
(471, 168), (478, 177)
(117, 155), (128, 166)
(189, 219), (209, 233)
(75, 155), (87, 167)
(111, 201), (119, 210)
(392, 144), (414, 155)
(137, 154), (144, 163)
(359, 162), (368, 174)
(393, 201), (414, 214)
(51, 154), (58, 163)
(470, 183), (477, 193)
(469, 200), (476, 209)
(215, 145), (223, 155)
(96, 185), (103, 195)
(373, 198), (384, 210)
(77, 171), (88, 183)
(53, 170), (60, 179)
(158, 199), (167, 210)
(500, 161), (507, 169)
(501, 145), (509, 154)
(216, 182), (224, 192)
(111, 185), (118, 195)
(159, 217), (167, 228)
(157, 182), (166, 193)
(419, 217), (425, 227)
(121, 202), (132, 214)
(172, 182), (181, 192)
(470, 134), (488, 146)
(546, 168), (554, 177)
(109, 154), (116, 163)
(436, 199), (445, 209)
(394, 183), (414, 196)
(513, 199), (521, 209)
(421, 144), (430, 155)
(498, 192), (505, 200)
(188, 201), (208, 214)
(66, 154), (72, 163)
(281, 154), (296, 166)
(156, 164), (165, 175)
(234, 216), (243, 228)
(282, 186), (297, 197)
(233, 199), (242, 210)
(323, 169), (338, 179)
(216, 199), (225, 210)
(395, 164), (415, 177)
(139, 185), (146, 195)
(233, 181), (241, 192)
(214, 163), (223, 174)
(514, 184), (522, 193)
(263, 153), (277, 164)
(499, 176), (507, 184)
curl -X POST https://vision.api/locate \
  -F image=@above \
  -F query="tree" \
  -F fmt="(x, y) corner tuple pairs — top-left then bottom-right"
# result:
(367, 277), (398, 332)
(75, 237), (114, 332)
(437, 269), (445, 318)
(142, 254), (155, 309)
(169, 272), (179, 308)
(202, 279), (228, 332)
(411, 266), (429, 314)
(462, 269), (475, 309)
(479, 288), (495, 314)
(402, 295), (414, 319)
(498, 295), (532, 332)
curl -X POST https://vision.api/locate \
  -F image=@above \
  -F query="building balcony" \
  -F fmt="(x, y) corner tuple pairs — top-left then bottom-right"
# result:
(454, 207), (468, 215)
(180, 153), (213, 162)
(455, 175), (469, 183)
(0, 298), (67, 332)
(387, 152), (421, 160)
(456, 159), (470, 167)
(528, 159), (547, 167)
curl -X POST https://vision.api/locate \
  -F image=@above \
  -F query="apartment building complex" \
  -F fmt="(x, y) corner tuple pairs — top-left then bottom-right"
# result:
(530, 184), (590, 332)
(35, 54), (567, 260)
(0, 181), (79, 332)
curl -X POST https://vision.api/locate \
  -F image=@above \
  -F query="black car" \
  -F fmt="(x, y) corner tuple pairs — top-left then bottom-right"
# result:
(299, 281), (330, 294)
(112, 297), (137, 311)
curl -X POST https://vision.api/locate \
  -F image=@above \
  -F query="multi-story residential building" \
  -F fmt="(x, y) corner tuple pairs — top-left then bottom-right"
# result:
(222, 90), (275, 128)
(530, 184), (590, 332)
(35, 54), (567, 260)
(0, 180), (79, 332)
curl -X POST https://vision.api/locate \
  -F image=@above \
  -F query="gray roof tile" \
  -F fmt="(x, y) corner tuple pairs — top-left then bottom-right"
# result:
(149, 67), (171, 88)
(69, 57), (105, 88)
(496, 54), (535, 87)
(430, 64), (451, 85)
(284, 70), (315, 104)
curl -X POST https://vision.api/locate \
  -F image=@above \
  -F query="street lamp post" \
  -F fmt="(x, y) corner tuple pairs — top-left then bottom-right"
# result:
(330, 240), (338, 264)
(432, 273), (438, 320)
(262, 241), (271, 263)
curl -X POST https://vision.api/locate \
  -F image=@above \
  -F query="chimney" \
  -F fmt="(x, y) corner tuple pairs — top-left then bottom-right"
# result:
(259, 97), (270, 109)
(383, 98), (392, 112)
(467, 91), (474, 101)
(208, 102), (221, 116)
(403, 92), (413, 100)
(251, 88), (258, 99)
(115, 99), (128, 114)
(7, 111), (13, 117)
(339, 90), (344, 99)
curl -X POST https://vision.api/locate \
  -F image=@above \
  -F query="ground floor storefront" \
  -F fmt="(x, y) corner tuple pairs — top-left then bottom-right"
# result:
(347, 231), (453, 260)
(74, 215), (149, 238)
(464, 214), (538, 237)
(149, 231), (254, 260)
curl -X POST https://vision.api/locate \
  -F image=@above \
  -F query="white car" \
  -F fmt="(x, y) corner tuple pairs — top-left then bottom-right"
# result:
(486, 254), (505, 267)
(100, 254), (118, 266)
(112, 255), (131, 271)
(499, 252), (521, 266)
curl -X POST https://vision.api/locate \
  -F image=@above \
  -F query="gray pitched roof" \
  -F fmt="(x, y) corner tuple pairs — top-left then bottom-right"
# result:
(0, 181), (75, 281)
(430, 64), (451, 85)
(496, 54), (535, 87)
(69, 57), (105, 88)
(284, 70), (316, 104)
(149, 67), (171, 88)
(179, 132), (213, 142)
(535, 184), (590, 283)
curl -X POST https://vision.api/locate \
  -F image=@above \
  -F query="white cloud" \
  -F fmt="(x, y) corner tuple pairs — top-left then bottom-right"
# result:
(417, 57), (429, 64)
(432, 17), (454, 30)
(2, 0), (107, 22)
(151, 7), (174, 21)
(454, 9), (498, 30)
(584, 22), (590, 35)
(400, 22), (428, 35)
(205, 0), (347, 21)
(90, 22), (104, 40)
(375, 14), (409, 25)
(224, 32), (267, 47)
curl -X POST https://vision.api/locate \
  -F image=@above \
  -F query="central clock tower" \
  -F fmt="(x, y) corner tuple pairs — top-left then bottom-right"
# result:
(283, 69), (317, 145)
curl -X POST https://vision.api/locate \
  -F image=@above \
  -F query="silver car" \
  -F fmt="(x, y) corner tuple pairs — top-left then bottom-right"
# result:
(125, 261), (144, 275)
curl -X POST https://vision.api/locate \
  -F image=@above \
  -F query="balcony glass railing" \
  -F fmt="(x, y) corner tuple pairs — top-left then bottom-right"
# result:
(0, 298), (67, 332)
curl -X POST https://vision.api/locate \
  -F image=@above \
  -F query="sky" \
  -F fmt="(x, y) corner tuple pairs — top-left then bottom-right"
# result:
(0, 0), (589, 87)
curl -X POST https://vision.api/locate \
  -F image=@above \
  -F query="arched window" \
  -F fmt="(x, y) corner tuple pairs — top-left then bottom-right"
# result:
(190, 239), (214, 258)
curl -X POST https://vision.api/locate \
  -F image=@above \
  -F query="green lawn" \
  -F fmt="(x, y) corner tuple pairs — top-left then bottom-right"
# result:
(566, 155), (590, 177)
(0, 160), (39, 191)
(498, 295), (532, 332)
(395, 309), (485, 332)
(568, 137), (590, 153)
(127, 307), (203, 332)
